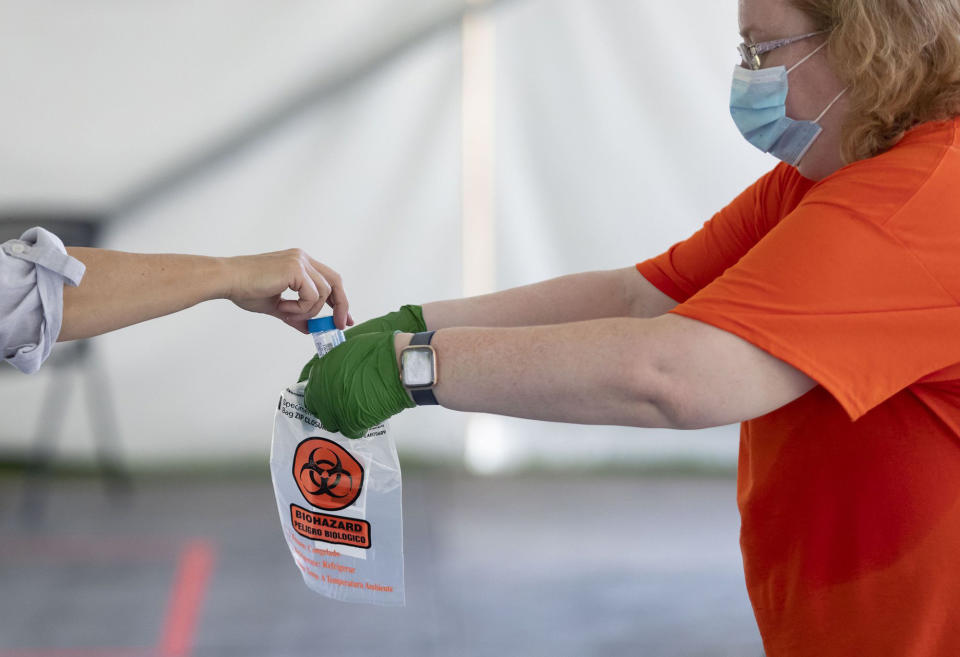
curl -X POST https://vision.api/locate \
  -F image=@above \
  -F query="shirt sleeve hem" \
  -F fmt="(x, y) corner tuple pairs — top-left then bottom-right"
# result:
(668, 304), (871, 422)
(2, 227), (75, 374)
(635, 261), (690, 304)
(5, 264), (63, 374)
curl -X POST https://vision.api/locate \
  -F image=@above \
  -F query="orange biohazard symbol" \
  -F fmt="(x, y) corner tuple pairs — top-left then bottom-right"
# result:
(292, 437), (364, 511)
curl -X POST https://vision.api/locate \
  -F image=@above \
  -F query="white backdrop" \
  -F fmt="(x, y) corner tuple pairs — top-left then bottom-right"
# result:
(0, 0), (774, 468)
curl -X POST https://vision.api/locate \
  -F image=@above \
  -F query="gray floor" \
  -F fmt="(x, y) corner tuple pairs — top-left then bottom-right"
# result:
(0, 469), (763, 657)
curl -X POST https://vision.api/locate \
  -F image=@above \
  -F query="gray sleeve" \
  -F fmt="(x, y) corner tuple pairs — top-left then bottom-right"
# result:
(1, 227), (86, 374)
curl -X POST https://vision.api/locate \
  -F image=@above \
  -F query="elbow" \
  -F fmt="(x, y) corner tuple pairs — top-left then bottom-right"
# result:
(626, 356), (709, 431)
(658, 400), (715, 431)
(647, 390), (701, 431)
(618, 315), (723, 430)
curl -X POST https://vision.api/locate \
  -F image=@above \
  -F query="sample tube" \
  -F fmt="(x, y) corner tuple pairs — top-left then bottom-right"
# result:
(307, 316), (345, 358)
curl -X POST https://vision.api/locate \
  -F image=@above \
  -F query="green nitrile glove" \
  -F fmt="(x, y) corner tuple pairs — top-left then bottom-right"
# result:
(304, 331), (416, 439)
(298, 305), (425, 383)
(299, 354), (316, 383)
(344, 305), (426, 340)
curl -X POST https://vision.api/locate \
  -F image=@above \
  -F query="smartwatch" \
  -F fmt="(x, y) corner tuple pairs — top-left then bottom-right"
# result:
(399, 331), (439, 405)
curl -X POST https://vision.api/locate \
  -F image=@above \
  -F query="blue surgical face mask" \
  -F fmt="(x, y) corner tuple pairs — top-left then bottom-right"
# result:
(730, 41), (847, 166)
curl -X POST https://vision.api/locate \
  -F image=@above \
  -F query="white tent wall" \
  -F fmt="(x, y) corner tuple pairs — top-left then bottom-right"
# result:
(0, 0), (776, 468)
(484, 0), (775, 470)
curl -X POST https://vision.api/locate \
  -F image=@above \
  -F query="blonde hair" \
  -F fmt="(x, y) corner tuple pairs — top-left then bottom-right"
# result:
(790, 0), (960, 162)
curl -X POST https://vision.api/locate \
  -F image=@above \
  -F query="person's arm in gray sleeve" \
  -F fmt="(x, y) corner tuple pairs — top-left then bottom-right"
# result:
(1, 228), (351, 374)
(60, 247), (350, 340)
(0, 227), (85, 374)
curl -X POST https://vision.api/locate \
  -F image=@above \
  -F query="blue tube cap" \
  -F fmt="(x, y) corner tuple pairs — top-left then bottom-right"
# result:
(307, 316), (338, 333)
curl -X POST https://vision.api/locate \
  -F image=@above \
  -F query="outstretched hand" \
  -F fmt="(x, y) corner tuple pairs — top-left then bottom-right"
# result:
(224, 249), (354, 333)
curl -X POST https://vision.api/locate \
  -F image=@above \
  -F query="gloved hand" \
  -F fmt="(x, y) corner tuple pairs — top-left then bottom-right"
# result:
(303, 331), (415, 439)
(345, 304), (426, 339)
(298, 304), (425, 382)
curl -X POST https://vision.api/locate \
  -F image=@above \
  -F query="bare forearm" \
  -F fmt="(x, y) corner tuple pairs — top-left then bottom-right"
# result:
(422, 267), (648, 330)
(396, 318), (674, 427)
(60, 248), (229, 341)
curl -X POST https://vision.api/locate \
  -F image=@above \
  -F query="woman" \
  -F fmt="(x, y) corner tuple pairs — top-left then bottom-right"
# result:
(304, 0), (960, 654)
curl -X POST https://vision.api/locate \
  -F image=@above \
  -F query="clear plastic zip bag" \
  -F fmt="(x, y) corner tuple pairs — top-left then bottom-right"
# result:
(269, 321), (405, 606)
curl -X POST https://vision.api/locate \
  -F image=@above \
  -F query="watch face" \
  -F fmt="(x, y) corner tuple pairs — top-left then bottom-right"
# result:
(402, 347), (435, 388)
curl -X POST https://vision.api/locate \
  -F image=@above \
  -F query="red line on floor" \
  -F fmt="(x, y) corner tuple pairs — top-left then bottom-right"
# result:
(155, 539), (217, 657)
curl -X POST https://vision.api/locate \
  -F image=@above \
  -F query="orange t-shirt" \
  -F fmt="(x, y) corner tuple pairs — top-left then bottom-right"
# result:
(637, 117), (960, 657)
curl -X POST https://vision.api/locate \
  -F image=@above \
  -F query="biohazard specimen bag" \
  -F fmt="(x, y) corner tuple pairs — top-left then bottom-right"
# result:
(269, 320), (405, 606)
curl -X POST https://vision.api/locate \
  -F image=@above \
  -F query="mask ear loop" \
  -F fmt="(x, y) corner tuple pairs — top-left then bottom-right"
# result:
(814, 87), (848, 123)
(787, 39), (828, 74)
(786, 39), (848, 125)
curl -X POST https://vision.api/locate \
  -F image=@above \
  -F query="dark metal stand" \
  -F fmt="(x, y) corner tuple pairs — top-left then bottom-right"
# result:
(18, 340), (134, 523)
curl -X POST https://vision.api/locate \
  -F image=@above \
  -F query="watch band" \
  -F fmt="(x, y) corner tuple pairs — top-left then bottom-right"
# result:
(409, 330), (439, 406)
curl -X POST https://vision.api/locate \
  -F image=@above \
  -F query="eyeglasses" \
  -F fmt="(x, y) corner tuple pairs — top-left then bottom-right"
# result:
(738, 30), (829, 70)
